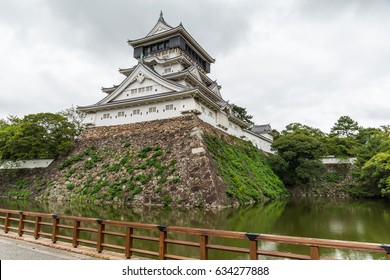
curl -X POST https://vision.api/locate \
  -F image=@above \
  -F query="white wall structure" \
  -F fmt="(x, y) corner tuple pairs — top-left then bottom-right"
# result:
(322, 156), (357, 165)
(0, 159), (54, 169)
(78, 13), (274, 153)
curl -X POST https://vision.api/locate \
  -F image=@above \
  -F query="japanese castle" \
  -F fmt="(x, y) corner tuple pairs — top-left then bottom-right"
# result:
(78, 12), (273, 152)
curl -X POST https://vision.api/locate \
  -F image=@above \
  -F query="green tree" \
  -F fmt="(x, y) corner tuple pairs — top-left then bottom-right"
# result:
(358, 153), (390, 198)
(231, 104), (254, 125)
(330, 116), (360, 138)
(351, 125), (390, 197)
(282, 122), (326, 140)
(59, 106), (86, 136)
(270, 129), (326, 187)
(327, 116), (361, 157)
(0, 113), (77, 160)
(326, 137), (359, 157)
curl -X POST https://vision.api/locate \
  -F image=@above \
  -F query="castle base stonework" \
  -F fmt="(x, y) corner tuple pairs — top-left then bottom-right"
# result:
(1, 115), (283, 208)
(41, 115), (233, 208)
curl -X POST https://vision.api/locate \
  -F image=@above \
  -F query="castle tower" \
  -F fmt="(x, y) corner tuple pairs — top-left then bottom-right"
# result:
(78, 12), (273, 152)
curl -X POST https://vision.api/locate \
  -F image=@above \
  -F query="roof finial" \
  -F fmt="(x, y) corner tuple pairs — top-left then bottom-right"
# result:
(159, 10), (164, 21)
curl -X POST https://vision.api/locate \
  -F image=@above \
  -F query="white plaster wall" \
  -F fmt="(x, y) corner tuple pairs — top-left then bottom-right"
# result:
(197, 102), (218, 127)
(84, 113), (96, 125)
(0, 159), (54, 169)
(242, 131), (273, 153)
(154, 63), (184, 76)
(92, 99), (194, 127)
(85, 99), (273, 153)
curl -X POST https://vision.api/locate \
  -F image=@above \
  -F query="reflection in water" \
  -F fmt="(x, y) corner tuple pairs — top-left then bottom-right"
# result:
(0, 197), (389, 259)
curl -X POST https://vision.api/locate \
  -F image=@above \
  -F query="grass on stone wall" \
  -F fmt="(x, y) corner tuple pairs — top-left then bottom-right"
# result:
(204, 134), (287, 204)
(57, 143), (179, 205)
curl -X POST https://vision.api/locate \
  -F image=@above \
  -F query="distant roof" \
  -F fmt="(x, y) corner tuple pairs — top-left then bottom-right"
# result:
(252, 124), (272, 134)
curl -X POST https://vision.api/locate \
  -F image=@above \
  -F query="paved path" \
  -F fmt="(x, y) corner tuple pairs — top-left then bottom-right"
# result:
(0, 235), (96, 260)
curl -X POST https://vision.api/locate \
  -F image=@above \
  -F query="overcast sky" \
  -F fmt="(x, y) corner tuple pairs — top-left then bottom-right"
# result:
(0, 0), (389, 132)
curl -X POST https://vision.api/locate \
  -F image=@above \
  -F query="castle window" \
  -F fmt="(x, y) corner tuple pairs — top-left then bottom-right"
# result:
(208, 111), (214, 118)
(138, 87), (145, 93)
(103, 113), (110, 119)
(131, 89), (137, 94)
(133, 109), (140, 115)
(166, 104), (173, 111)
(149, 107), (157, 113)
(118, 111), (125, 117)
(201, 107), (206, 114)
(164, 68), (171, 74)
(146, 86), (153, 92)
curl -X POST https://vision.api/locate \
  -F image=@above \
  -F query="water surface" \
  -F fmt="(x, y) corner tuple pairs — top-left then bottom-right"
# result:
(1, 197), (389, 259)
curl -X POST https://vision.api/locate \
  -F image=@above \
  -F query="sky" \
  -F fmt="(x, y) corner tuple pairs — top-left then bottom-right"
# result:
(0, 0), (389, 132)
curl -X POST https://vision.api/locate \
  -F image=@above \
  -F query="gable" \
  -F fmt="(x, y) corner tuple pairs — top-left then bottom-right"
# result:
(98, 63), (186, 105)
(146, 21), (173, 37)
(209, 82), (222, 98)
(189, 66), (202, 82)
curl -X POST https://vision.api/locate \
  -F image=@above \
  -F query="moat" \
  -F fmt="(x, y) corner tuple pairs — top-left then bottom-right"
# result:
(1, 196), (389, 259)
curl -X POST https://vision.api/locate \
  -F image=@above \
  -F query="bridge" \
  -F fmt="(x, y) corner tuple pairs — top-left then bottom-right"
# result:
(1, 208), (389, 260)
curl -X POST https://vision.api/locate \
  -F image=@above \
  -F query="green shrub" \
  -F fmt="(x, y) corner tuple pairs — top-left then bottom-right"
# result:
(66, 183), (75, 190)
(204, 133), (287, 204)
(172, 177), (180, 184)
(162, 195), (172, 206)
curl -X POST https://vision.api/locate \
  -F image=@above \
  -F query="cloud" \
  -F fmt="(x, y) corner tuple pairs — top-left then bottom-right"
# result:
(0, 0), (389, 134)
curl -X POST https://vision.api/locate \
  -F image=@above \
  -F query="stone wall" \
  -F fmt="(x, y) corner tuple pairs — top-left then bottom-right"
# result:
(1, 115), (281, 207)
(40, 115), (235, 207)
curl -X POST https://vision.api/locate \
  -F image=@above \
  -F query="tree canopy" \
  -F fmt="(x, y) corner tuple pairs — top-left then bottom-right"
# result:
(231, 104), (254, 125)
(270, 126), (326, 187)
(0, 112), (77, 161)
(270, 117), (390, 199)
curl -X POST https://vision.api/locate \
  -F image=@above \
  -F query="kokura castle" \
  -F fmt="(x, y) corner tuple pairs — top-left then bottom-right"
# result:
(79, 12), (273, 153)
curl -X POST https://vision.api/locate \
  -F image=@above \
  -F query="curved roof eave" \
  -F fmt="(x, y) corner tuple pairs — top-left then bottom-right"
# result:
(77, 89), (199, 112)
(128, 26), (215, 64)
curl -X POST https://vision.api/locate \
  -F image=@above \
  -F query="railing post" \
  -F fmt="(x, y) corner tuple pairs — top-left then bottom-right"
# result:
(157, 225), (167, 260)
(51, 214), (59, 243)
(381, 244), (390, 260)
(72, 220), (80, 248)
(34, 217), (41, 239)
(4, 212), (11, 233)
(18, 211), (25, 237)
(246, 233), (259, 260)
(310, 246), (320, 260)
(200, 235), (209, 260)
(96, 219), (105, 253)
(125, 227), (133, 259)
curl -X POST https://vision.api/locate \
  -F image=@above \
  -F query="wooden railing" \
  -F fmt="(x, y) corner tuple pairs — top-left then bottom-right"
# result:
(0, 208), (389, 260)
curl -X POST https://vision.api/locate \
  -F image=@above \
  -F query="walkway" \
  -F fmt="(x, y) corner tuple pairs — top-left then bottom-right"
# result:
(0, 233), (132, 260)
(0, 234), (96, 260)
